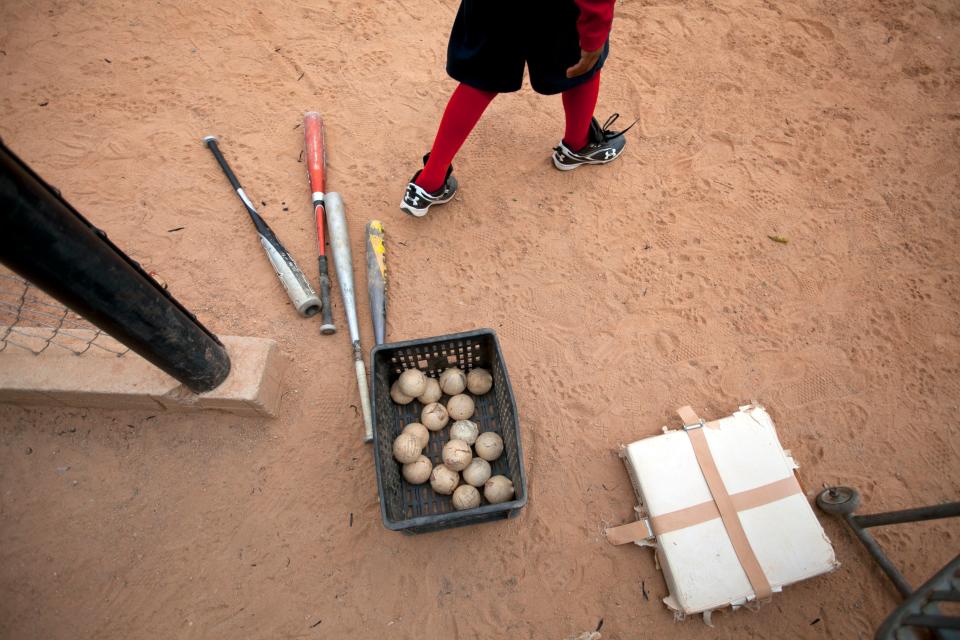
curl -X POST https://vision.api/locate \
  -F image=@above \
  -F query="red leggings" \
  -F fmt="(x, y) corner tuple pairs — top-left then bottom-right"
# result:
(416, 72), (601, 192)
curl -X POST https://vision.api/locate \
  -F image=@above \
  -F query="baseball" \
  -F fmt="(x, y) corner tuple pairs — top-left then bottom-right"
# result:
(430, 464), (459, 495)
(450, 419), (479, 445)
(398, 368), (427, 397)
(484, 475), (515, 504)
(461, 458), (492, 487)
(439, 367), (466, 395)
(452, 484), (481, 511)
(446, 394), (475, 421)
(392, 432), (422, 464)
(442, 439), (473, 471)
(474, 432), (504, 461)
(466, 368), (493, 395)
(421, 402), (449, 431)
(402, 455), (433, 484)
(402, 422), (430, 450)
(390, 381), (414, 405)
(418, 377), (442, 404)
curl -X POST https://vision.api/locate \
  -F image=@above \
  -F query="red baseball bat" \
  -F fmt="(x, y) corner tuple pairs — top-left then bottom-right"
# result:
(304, 112), (336, 334)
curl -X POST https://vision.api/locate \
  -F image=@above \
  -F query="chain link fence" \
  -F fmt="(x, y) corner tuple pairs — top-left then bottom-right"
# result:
(0, 266), (129, 356)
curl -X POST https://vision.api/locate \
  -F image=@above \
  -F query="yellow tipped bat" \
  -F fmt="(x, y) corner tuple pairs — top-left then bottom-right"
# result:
(365, 220), (386, 345)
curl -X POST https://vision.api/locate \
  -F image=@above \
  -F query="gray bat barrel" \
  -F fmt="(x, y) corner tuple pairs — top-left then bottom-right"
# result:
(324, 193), (360, 343)
(325, 192), (373, 441)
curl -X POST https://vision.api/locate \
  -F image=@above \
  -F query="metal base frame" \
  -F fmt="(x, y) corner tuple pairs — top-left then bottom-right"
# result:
(816, 487), (960, 640)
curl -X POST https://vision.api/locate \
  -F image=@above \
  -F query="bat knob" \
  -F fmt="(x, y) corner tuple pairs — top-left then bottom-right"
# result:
(202, 135), (219, 145)
(320, 323), (336, 335)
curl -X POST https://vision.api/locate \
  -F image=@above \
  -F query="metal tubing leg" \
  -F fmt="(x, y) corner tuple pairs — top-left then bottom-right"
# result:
(854, 502), (960, 529)
(0, 140), (230, 392)
(843, 512), (915, 599)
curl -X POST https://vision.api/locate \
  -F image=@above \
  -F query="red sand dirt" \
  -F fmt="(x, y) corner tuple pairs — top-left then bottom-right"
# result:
(1, 0), (958, 638)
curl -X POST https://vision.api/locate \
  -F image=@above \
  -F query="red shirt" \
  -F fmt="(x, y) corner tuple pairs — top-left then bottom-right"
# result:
(575, 0), (616, 51)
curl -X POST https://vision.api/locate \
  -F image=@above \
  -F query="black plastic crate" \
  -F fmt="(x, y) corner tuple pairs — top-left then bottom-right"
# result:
(371, 328), (527, 534)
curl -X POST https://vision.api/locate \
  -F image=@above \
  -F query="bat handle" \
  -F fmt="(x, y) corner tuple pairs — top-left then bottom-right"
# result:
(203, 136), (242, 191)
(318, 256), (336, 334)
(354, 345), (373, 443)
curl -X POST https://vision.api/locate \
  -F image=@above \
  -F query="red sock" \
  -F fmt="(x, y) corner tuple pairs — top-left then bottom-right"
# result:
(561, 71), (601, 152)
(416, 83), (497, 192)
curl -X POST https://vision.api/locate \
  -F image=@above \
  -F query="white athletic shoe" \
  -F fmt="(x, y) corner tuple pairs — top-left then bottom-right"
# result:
(400, 154), (458, 218)
(552, 114), (636, 171)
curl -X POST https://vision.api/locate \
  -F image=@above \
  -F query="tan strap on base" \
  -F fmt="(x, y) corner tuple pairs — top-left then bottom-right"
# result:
(605, 519), (654, 545)
(650, 474), (803, 536)
(679, 407), (774, 601)
(650, 500), (720, 535)
(677, 405), (702, 427)
(734, 475), (802, 512)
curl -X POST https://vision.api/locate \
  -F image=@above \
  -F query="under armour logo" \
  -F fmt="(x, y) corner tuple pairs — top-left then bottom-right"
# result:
(604, 150), (616, 160)
(411, 196), (421, 206)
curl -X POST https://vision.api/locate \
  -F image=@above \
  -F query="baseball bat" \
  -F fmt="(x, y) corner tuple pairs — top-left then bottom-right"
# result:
(325, 192), (373, 442)
(302, 113), (336, 335)
(365, 220), (387, 346)
(203, 136), (321, 318)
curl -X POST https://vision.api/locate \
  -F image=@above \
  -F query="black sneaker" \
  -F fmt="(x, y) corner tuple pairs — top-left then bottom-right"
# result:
(400, 154), (458, 217)
(552, 114), (637, 171)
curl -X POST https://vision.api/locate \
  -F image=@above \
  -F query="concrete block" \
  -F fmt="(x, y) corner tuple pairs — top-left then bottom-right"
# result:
(0, 329), (285, 417)
(0, 388), (60, 406)
(172, 336), (286, 417)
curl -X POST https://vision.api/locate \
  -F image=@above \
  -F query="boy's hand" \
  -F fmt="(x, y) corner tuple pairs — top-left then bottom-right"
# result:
(566, 47), (603, 78)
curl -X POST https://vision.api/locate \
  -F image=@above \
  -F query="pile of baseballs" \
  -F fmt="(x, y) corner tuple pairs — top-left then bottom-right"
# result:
(390, 365), (515, 510)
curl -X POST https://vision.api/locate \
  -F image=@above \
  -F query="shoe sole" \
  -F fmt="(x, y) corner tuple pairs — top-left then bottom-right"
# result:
(552, 150), (623, 171)
(400, 202), (430, 217)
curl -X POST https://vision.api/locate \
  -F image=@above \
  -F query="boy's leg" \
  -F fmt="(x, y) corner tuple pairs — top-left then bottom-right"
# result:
(417, 83), (498, 192)
(561, 71), (601, 152)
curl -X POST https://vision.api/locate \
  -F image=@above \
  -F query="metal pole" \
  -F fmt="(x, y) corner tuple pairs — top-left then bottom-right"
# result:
(844, 513), (915, 599)
(0, 140), (230, 393)
(854, 502), (960, 529)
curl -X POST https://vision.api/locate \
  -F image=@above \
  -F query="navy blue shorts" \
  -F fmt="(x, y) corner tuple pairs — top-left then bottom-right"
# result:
(446, 0), (609, 96)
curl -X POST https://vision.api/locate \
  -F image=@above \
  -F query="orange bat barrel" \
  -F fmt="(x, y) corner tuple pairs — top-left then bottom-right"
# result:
(304, 112), (336, 334)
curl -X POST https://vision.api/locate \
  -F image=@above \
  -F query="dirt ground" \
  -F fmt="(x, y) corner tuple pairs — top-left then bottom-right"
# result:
(1, 0), (959, 638)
